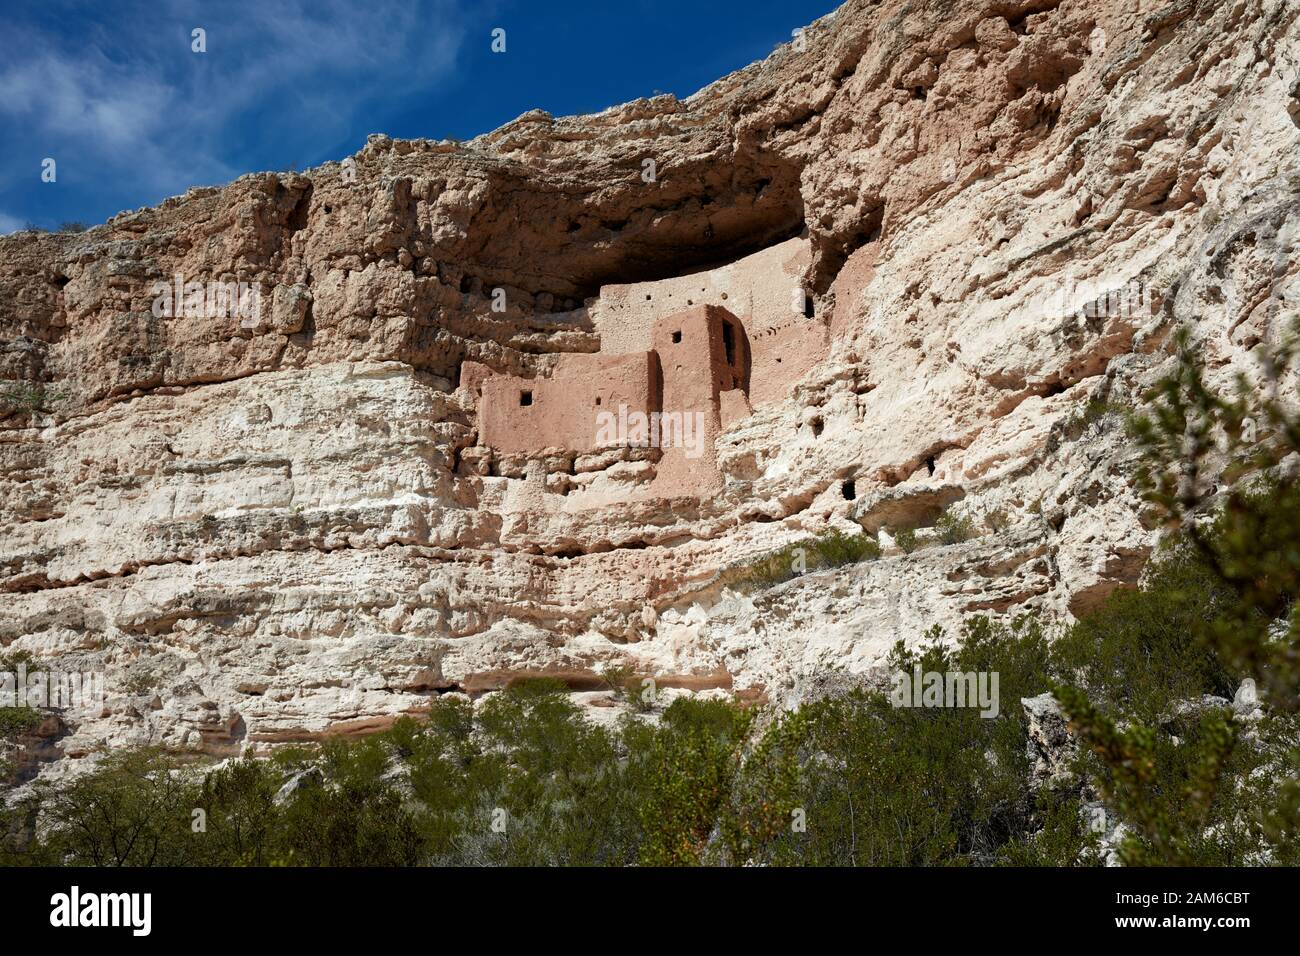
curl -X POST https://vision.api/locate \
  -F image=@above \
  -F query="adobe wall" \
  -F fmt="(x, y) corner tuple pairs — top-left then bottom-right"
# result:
(478, 351), (658, 456)
(592, 236), (827, 407)
(648, 304), (750, 495)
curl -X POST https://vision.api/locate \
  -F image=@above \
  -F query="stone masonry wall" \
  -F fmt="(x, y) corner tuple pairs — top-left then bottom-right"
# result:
(593, 237), (828, 407)
(478, 351), (658, 455)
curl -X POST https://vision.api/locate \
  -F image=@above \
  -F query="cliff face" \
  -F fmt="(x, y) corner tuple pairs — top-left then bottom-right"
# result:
(1, 0), (1298, 775)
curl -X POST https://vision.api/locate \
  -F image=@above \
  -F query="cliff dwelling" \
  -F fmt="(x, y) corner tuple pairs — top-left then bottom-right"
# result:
(467, 236), (827, 499)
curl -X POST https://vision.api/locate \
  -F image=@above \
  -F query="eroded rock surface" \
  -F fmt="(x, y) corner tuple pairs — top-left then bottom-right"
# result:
(2, 0), (1298, 782)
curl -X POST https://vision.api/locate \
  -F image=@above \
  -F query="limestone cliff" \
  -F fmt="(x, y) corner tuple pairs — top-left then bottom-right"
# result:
(1, 0), (1298, 780)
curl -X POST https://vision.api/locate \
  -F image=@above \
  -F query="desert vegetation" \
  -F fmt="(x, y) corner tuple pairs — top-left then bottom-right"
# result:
(735, 528), (882, 589)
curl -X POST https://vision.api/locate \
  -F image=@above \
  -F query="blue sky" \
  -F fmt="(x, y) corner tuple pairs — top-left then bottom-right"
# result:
(0, 0), (840, 234)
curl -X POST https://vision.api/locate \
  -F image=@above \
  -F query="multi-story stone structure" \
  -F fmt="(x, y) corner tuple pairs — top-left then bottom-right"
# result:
(472, 237), (829, 495)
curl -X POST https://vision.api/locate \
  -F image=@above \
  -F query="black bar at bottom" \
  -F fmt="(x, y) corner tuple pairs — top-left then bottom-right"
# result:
(0, 865), (1278, 941)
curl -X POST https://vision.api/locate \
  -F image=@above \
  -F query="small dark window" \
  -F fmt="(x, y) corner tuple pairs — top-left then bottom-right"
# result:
(842, 480), (856, 500)
(323, 204), (333, 214)
(520, 390), (533, 407)
(595, 396), (601, 406)
(803, 294), (815, 319)
(671, 330), (682, 344)
(722, 321), (736, 366)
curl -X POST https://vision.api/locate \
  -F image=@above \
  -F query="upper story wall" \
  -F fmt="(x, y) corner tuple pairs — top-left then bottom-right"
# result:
(651, 304), (749, 409)
(647, 304), (749, 496)
(592, 236), (827, 407)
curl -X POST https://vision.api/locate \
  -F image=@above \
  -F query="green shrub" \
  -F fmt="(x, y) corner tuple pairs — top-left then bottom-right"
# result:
(735, 529), (881, 589)
(1057, 324), (1300, 863)
(1052, 547), (1235, 722)
(598, 664), (632, 699)
(1061, 396), (1123, 438)
(122, 670), (159, 696)
(893, 526), (919, 553)
(626, 698), (751, 865)
(197, 758), (280, 866)
(0, 384), (65, 413)
(275, 736), (424, 867)
(935, 510), (977, 545)
(736, 541), (810, 588)
(995, 791), (1103, 866)
(23, 749), (205, 866)
(425, 682), (638, 866)
(1052, 683), (1283, 866)
(0, 708), (42, 740)
(0, 650), (41, 672)
(626, 676), (657, 713)
(720, 617), (1055, 866)
(814, 528), (882, 567)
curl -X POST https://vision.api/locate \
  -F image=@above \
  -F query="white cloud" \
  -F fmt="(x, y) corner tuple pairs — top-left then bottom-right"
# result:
(0, 0), (473, 220)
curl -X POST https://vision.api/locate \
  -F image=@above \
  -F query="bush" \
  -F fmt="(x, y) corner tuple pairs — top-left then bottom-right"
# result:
(625, 676), (657, 713)
(598, 664), (632, 699)
(0, 650), (41, 672)
(1055, 325), (1300, 864)
(995, 791), (1103, 866)
(625, 698), (752, 865)
(814, 528), (882, 567)
(275, 739), (424, 867)
(1061, 396), (1122, 439)
(197, 759), (280, 866)
(0, 384), (64, 413)
(736, 529), (881, 589)
(935, 510), (977, 545)
(1052, 547), (1236, 722)
(720, 618), (1055, 866)
(0, 708), (42, 740)
(21, 749), (205, 866)
(736, 541), (810, 588)
(893, 526), (919, 553)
